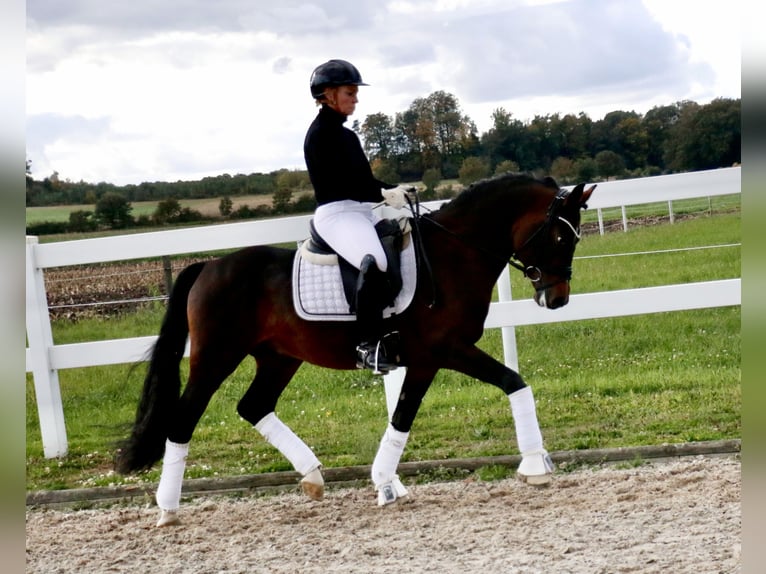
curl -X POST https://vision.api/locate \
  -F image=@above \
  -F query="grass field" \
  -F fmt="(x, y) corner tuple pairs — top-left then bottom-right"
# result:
(26, 194), (276, 224)
(25, 210), (741, 492)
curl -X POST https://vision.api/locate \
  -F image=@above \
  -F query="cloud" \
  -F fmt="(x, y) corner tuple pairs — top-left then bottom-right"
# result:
(25, 0), (740, 185)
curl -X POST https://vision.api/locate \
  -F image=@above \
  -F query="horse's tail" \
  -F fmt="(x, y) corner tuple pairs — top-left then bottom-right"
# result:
(114, 261), (206, 474)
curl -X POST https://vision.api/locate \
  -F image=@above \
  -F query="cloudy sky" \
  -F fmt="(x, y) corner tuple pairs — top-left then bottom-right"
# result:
(26, 0), (741, 186)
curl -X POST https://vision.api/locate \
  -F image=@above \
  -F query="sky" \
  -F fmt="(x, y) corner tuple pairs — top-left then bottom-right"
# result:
(26, 0), (742, 186)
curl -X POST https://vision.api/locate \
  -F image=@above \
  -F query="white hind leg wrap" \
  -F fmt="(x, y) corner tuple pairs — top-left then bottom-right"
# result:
(156, 440), (189, 511)
(255, 412), (321, 476)
(508, 386), (543, 454)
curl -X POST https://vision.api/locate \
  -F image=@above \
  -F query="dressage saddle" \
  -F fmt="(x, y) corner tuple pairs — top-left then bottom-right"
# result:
(305, 218), (406, 313)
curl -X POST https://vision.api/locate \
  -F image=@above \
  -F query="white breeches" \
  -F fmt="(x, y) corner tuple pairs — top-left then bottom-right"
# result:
(313, 200), (387, 271)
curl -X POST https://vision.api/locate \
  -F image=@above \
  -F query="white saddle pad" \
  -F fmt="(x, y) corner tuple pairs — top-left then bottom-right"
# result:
(292, 240), (417, 321)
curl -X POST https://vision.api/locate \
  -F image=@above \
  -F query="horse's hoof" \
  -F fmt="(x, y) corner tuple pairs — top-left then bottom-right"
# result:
(519, 472), (552, 486)
(156, 509), (180, 527)
(517, 450), (554, 486)
(376, 477), (408, 506)
(300, 468), (324, 500)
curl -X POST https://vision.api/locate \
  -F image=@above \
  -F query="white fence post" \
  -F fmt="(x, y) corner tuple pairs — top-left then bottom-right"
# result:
(496, 267), (519, 371)
(25, 237), (68, 457)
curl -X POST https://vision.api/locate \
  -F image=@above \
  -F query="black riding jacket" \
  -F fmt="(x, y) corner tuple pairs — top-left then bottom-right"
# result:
(304, 105), (393, 206)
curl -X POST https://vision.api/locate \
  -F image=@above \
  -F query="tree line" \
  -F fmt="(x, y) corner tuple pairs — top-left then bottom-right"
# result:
(26, 94), (740, 233)
(358, 92), (740, 194)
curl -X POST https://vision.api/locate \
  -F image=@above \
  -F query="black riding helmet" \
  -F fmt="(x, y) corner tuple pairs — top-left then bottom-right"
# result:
(310, 59), (368, 99)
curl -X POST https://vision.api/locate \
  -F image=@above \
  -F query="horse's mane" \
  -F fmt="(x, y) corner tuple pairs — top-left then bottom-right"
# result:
(439, 172), (559, 213)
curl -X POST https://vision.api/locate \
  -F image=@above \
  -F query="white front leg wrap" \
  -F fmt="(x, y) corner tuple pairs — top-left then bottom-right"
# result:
(508, 386), (543, 454)
(509, 386), (554, 481)
(156, 440), (189, 511)
(371, 423), (409, 487)
(255, 412), (321, 476)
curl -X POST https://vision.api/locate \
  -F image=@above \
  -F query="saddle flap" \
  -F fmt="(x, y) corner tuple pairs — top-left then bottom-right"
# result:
(292, 239), (417, 322)
(305, 217), (412, 310)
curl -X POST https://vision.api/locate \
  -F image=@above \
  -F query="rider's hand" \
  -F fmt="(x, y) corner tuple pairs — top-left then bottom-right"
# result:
(382, 185), (415, 209)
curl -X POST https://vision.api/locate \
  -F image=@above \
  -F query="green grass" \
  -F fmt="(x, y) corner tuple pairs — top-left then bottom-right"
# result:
(26, 194), (275, 224)
(25, 212), (740, 491)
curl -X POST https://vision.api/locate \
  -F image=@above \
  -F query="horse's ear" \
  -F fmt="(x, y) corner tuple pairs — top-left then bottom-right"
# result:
(566, 183), (596, 210)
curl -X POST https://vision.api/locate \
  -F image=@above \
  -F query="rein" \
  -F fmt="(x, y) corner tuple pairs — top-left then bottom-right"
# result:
(411, 188), (578, 296)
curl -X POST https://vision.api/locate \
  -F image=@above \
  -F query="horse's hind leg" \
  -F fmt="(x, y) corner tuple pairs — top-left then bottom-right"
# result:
(236, 352), (324, 500)
(155, 345), (245, 527)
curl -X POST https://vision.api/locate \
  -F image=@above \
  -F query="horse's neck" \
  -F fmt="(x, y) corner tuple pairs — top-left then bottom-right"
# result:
(424, 207), (515, 291)
(433, 193), (531, 258)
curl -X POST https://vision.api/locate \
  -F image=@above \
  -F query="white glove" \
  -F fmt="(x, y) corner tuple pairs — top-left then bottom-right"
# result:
(381, 185), (413, 209)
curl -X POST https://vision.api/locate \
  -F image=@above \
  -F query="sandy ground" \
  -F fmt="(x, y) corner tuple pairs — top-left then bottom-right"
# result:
(26, 456), (740, 574)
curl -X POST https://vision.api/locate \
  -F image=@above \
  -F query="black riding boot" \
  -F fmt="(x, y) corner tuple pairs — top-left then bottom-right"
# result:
(355, 254), (399, 374)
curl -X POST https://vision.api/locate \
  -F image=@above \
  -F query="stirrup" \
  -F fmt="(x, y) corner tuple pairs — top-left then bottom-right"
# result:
(356, 341), (397, 375)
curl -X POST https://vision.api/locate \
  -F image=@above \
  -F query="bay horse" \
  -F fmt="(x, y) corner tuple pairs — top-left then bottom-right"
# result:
(115, 173), (595, 526)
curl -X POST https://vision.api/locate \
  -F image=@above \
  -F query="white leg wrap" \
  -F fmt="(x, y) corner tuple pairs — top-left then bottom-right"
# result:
(509, 386), (543, 453)
(255, 412), (321, 476)
(372, 424), (409, 505)
(155, 440), (189, 512)
(509, 387), (554, 483)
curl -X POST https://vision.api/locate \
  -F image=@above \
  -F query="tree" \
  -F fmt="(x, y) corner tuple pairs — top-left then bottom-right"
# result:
(643, 103), (684, 170)
(574, 157), (598, 183)
(458, 156), (490, 185)
(219, 196), (233, 217)
(613, 116), (649, 170)
(595, 150), (626, 179)
(272, 187), (293, 214)
(274, 169), (310, 192)
(361, 112), (396, 159)
(550, 157), (577, 185)
(370, 157), (399, 184)
(481, 108), (531, 171)
(664, 98), (740, 171)
(153, 197), (182, 224)
(95, 192), (133, 229)
(68, 210), (96, 232)
(553, 113), (592, 160)
(494, 159), (520, 176)
(392, 91), (476, 177)
(421, 168), (442, 200)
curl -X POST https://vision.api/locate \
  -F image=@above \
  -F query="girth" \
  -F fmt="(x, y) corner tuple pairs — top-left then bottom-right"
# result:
(306, 218), (406, 312)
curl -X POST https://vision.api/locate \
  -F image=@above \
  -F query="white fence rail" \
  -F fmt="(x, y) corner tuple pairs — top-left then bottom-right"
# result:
(25, 167), (741, 458)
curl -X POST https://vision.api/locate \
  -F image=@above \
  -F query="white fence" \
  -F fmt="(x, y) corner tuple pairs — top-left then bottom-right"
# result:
(26, 167), (742, 458)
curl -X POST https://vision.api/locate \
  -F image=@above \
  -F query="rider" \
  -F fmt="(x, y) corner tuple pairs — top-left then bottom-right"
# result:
(304, 59), (410, 374)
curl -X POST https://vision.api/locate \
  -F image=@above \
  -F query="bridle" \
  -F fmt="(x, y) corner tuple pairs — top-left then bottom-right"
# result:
(507, 188), (581, 291)
(410, 187), (581, 299)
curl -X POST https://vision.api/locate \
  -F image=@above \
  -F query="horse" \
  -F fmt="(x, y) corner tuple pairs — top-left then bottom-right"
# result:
(114, 173), (595, 526)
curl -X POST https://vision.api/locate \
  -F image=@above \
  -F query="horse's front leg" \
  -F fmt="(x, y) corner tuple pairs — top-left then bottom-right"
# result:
(372, 365), (438, 506)
(446, 344), (554, 485)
